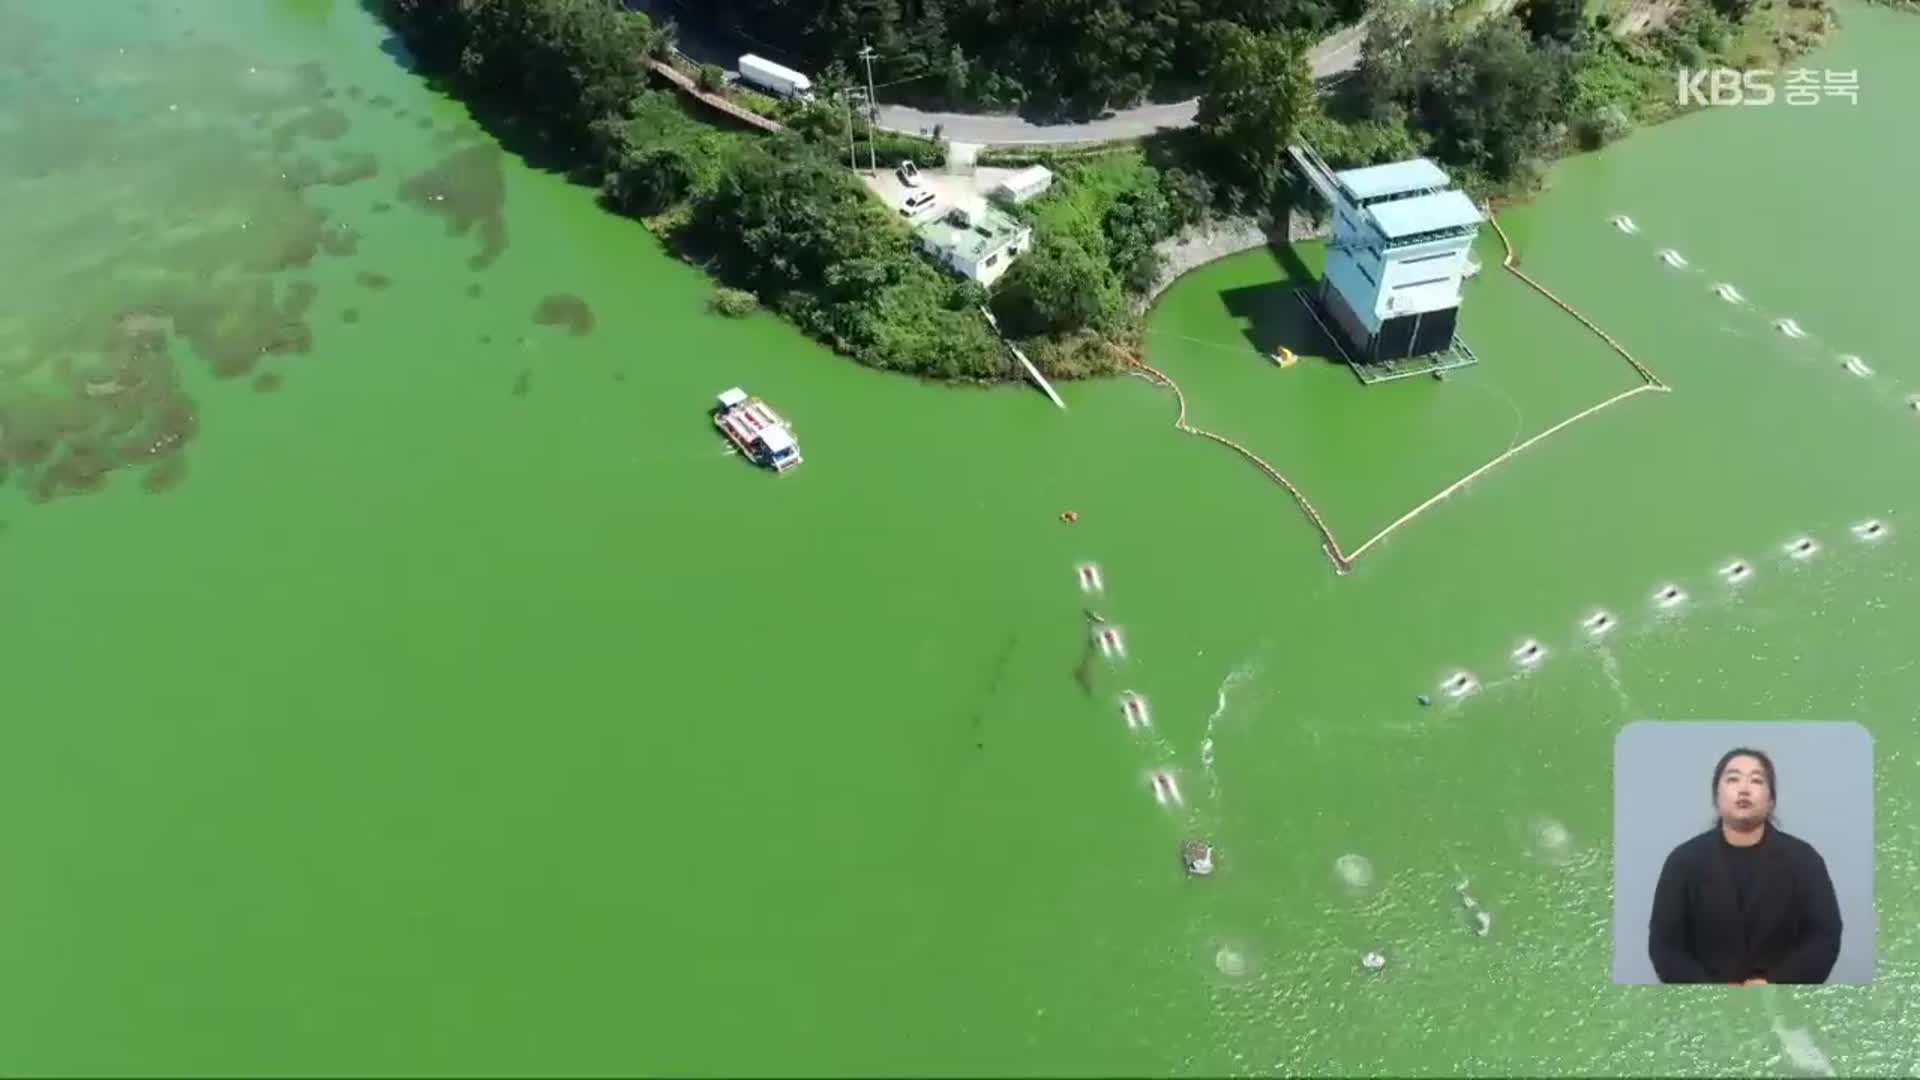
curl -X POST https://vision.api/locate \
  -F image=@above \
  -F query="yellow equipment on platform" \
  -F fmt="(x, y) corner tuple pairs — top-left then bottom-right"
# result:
(1271, 346), (1299, 368)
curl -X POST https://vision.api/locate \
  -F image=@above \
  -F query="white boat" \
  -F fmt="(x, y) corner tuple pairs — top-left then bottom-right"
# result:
(713, 387), (801, 472)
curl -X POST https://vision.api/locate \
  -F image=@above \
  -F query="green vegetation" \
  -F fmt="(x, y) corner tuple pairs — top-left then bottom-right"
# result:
(991, 152), (1197, 376)
(694, 0), (1367, 117)
(708, 287), (759, 318)
(1193, 25), (1318, 204)
(1287, 0), (1836, 196)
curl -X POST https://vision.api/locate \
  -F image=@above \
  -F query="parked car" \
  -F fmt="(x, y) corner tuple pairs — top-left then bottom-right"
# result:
(896, 160), (922, 188)
(900, 190), (937, 216)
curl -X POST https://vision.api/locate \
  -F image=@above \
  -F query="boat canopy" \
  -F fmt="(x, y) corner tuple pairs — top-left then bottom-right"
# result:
(717, 387), (749, 409)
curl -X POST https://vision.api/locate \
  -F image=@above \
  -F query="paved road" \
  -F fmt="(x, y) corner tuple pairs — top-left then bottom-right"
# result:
(876, 22), (1370, 144)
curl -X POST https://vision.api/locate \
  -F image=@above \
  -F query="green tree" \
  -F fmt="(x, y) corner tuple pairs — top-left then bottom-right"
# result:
(1159, 166), (1217, 227)
(1103, 185), (1174, 291)
(991, 232), (1121, 338)
(942, 45), (970, 102)
(1413, 19), (1575, 182)
(697, 64), (725, 93)
(1522, 0), (1589, 44)
(1351, 1), (1448, 119)
(605, 144), (699, 215)
(1194, 24), (1316, 200)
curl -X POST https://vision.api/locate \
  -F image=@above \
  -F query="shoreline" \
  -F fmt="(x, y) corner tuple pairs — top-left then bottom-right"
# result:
(1136, 210), (1326, 313)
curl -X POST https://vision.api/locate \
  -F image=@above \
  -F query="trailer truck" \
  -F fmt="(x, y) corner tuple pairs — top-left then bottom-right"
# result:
(737, 54), (814, 101)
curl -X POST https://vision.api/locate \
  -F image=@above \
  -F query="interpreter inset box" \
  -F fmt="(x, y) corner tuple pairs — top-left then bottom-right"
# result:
(1612, 721), (1874, 985)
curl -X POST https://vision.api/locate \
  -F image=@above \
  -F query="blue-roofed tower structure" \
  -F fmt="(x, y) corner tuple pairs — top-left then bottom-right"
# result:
(1286, 147), (1484, 374)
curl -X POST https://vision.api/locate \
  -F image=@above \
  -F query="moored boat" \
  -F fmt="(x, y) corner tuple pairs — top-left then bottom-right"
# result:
(713, 387), (802, 472)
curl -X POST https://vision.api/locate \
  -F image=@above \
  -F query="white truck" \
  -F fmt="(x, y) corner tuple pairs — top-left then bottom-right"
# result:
(737, 54), (814, 101)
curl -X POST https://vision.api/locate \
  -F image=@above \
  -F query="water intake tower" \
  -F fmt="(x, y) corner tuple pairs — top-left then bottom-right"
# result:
(1288, 146), (1484, 383)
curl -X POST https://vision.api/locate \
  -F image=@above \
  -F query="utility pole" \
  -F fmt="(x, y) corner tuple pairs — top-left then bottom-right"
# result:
(842, 90), (856, 171)
(857, 41), (879, 173)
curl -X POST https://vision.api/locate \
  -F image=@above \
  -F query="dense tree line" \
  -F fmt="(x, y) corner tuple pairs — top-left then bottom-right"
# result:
(688, 0), (1365, 115)
(1331, 0), (1821, 189)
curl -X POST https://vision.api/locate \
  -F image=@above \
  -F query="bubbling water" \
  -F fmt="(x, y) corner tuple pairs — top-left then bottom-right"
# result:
(1714, 283), (1744, 303)
(1654, 584), (1687, 609)
(1721, 559), (1752, 584)
(1610, 214), (1639, 233)
(1582, 610), (1616, 637)
(1787, 536), (1820, 560)
(1530, 817), (1573, 865)
(1334, 853), (1376, 891)
(1513, 640), (1546, 668)
(1852, 519), (1887, 542)
(1658, 248), (1688, 268)
(1840, 355), (1873, 377)
(1775, 318), (1806, 339)
(1215, 945), (1250, 978)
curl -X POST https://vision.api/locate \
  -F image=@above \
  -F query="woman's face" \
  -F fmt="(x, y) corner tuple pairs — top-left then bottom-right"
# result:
(1716, 754), (1773, 827)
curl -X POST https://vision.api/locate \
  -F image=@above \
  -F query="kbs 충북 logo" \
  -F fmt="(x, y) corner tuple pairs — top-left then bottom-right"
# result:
(1677, 68), (1860, 107)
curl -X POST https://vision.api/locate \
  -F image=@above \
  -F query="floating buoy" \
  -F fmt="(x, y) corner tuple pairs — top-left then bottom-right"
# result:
(1060, 510), (1079, 523)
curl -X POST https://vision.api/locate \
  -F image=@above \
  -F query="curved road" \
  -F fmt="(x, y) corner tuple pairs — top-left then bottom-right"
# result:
(875, 22), (1370, 144)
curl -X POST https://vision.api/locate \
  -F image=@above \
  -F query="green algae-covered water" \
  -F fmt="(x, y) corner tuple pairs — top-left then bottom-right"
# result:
(3, 0), (1917, 1073)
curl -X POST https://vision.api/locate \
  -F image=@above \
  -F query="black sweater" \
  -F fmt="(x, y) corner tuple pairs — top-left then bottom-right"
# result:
(1647, 826), (1843, 984)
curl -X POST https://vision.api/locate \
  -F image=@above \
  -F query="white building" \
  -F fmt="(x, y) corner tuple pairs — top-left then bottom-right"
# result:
(1287, 150), (1483, 365)
(911, 198), (1033, 287)
(991, 165), (1054, 206)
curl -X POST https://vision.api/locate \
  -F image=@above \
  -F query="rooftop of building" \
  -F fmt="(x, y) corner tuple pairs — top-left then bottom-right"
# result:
(1368, 189), (1483, 241)
(997, 165), (1054, 190)
(1336, 158), (1452, 204)
(915, 199), (1029, 261)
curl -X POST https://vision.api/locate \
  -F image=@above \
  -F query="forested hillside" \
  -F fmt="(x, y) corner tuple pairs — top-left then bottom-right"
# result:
(690, 0), (1366, 113)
